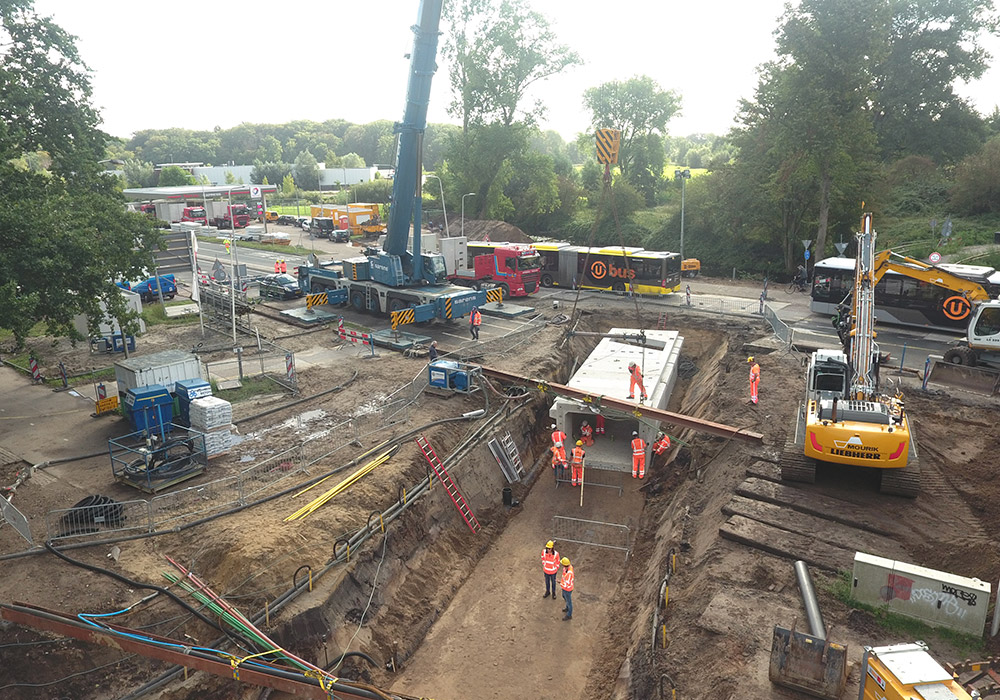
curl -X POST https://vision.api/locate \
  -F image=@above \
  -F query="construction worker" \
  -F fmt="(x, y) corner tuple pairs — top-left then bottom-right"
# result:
(280, 259), (287, 274)
(570, 440), (585, 487)
(560, 556), (575, 621)
(627, 361), (647, 401)
(631, 430), (647, 479)
(428, 340), (439, 362)
(748, 356), (761, 405)
(470, 306), (482, 340)
(594, 413), (605, 437)
(551, 442), (567, 472)
(551, 422), (567, 450)
(653, 432), (671, 456)
(541, 541), (560, 599)
(274, 259), (280, 274)
(580, 420), (594, 446)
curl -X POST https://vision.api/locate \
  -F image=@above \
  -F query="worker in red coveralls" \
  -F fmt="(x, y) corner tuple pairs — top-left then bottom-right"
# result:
(550, 442), (567, 471)
(551, 422), (567, 451)
(279, 259), (287, 274)
(748, 356), (760, 405)
(274, 259), (281, 273)
(628, 361), (647, 401)
(594, 414), (605, 437)
(580, 420), (594, 446)
(630, 430), (647, 479)
(569, 441), (585, 486)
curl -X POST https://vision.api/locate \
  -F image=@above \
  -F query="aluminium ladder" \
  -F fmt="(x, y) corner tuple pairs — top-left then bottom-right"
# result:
(415, 435), (481, 533)
(499, 432), (525, 480)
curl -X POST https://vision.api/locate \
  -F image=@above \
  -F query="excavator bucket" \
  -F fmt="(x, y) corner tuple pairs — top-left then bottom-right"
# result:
(926, 359), (1000, 396)
(769, 624), (848, 700)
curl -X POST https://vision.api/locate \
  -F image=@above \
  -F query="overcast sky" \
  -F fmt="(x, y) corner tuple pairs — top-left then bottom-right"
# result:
(33, 0), (1000, 143)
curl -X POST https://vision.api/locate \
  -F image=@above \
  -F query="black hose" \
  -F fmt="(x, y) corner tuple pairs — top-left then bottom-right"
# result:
(323, 650), (379, 670)
(43, 540), (258, 652)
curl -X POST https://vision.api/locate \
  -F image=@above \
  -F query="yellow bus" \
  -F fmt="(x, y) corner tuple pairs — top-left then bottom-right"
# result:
(532, 243), (682, 294)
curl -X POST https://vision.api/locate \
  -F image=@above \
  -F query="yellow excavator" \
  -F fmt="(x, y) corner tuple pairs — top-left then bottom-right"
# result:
(782, 213), (919, 496)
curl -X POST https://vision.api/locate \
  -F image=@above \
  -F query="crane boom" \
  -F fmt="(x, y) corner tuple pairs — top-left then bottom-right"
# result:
(384, 0), (443, 284)
(850, 213), (879, 399)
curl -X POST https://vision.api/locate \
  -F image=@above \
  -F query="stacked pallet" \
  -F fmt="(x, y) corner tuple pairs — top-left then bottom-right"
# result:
(189, 396), (234, 460)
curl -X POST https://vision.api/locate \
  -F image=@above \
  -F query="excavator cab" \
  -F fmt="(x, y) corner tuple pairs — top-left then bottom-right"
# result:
(806, 350), (850, 403)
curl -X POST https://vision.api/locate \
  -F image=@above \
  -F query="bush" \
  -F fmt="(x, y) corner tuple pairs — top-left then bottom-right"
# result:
(951, 138), (1000, 214)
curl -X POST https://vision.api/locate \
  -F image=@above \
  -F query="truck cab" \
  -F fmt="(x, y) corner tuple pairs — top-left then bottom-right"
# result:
(181, 206), (207, 225)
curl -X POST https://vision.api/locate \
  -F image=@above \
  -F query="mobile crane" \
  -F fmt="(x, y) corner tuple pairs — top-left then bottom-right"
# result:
(296, 0), (489, 322)
(782, 213), (920, 497)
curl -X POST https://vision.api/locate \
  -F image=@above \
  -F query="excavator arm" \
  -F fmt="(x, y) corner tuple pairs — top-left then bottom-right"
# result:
(871, 251), (993, 303)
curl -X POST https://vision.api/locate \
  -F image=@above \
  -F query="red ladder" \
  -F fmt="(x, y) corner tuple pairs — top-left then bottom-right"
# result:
(415, 435), (481, 533)
(657, 312), (669, 330)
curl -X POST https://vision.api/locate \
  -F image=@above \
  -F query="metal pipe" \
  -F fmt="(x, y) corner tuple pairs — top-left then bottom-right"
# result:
(794, 560), (826, 639)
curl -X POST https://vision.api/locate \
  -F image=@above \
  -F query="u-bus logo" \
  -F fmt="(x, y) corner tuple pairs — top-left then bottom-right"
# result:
(942, 295), (972, 321)
(590, 260), (635, 280)
(590, 261), (608, 279)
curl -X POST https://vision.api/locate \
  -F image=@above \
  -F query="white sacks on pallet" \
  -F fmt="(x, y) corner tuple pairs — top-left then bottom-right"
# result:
(189, 396), (233, 432)
(201, 429), (233, 458)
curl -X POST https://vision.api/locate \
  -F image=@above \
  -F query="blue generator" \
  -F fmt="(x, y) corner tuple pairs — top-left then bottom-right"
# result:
(428, 361), (481, 394)
(123, 385), (174, 435)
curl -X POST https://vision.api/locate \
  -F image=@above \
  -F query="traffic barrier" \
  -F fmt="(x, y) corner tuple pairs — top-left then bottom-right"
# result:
(339, 321), (375, 356)
(29, 357), (41, 383)
(390, 308), (415, 330)
(486, 288), (503, 304)
(306, 292), (327, 309)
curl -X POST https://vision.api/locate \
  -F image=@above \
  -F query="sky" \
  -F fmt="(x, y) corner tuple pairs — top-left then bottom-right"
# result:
(32, 0), (1000, 144)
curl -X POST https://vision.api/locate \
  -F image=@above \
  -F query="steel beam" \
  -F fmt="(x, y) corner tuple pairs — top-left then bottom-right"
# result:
(479, 365), (764, 443)
(1, 602), (405, 700)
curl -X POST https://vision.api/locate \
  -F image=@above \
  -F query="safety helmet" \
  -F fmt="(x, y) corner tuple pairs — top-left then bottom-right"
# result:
(629, 361), (636, 368)
(747, 356), (754, 363)
(576, 440), (583, 446)
(560, 557), (570, 566)
(632, 430), (638, 437)
(546, 540), (554, 549)
(551, 422), (557, 429)
(582, 420), (588, 425)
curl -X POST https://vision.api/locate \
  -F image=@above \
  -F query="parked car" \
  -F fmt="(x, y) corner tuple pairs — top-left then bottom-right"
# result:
(299, 217), (311, 230)
(264, 210), (279, 223)
(259, 273), (303, 300)
(276, 214), (298, 226)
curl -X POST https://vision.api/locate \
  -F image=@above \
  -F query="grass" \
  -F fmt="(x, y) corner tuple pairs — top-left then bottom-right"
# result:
(211, 375), (285, 403)
(140, 301), (201, 328)
(827, 571), (986, 656)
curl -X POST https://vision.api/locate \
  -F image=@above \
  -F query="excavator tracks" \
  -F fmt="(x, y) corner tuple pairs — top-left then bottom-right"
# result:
(879, 435), (921, 498)
(779, 441), (817, 484)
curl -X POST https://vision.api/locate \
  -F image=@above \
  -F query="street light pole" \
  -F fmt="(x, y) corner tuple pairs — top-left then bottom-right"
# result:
(461, 192), (476, 238)
(227, 187), (237, 344)
(427, 174), (449, 236)
(674, 169), (691, 262)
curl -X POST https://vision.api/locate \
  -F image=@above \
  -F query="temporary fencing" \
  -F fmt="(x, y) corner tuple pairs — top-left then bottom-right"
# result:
(203, 340), (298, 391)
(552, 515), (631, 560)
(762, 302), (793, 348)
(46, 498), (152, 542)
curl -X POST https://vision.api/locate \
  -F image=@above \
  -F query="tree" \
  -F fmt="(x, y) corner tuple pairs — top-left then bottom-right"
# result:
(0, 1), (160, 346)
(340, 152), (366, 168)
(158, 164), (196, 186)
(294, 150), (320, 192)
(950, 137), (1000, 214)
(281, 173), (296, 195)
(583, 76), (681, 185)
(122, 159), (156, 188)
(870, 0), (998, 163)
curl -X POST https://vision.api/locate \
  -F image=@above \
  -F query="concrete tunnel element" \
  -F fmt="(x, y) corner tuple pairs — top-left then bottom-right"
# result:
(549, 328), (683, 471)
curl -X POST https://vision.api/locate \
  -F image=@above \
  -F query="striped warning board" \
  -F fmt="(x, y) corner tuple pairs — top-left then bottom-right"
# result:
(391, 308), (416, 330)
(596, 128), (621, 165)
(486, 288), (504, 304)
(444, 298), (453, 319)
(306, 292), (328, 309)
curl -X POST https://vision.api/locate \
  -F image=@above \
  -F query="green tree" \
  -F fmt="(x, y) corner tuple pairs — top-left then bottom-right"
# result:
(950, 137), (1000, 214)
(158, 164), (196, 186)
(122, 159), (156, 188)
(341, 152), (366, 168)
(0, 2), (160, 346)
(294, 150), (320, 192)
(281, 172), (296, 195)
(870, 0), (998, 163)
(583, 76), (681, 187)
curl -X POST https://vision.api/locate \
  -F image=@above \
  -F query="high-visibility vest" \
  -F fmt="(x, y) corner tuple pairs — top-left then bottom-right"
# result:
(581, 424), (592, 437)
(630, 365), (643, 381)
(654, 435), (671, 454)
(542, 549), (560, 574)
(749, 363), (760, 382)
(551, 445), (566, 463)
(570, 446), (585, 466)
(632, 437), (646, 456)
(471, 310), (482, 327)
(561, 565), (575, 591)
(551, 430), (567, 448)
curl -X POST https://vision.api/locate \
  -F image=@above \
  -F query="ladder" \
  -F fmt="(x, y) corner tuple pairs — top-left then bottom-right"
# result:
(415, 435), (481, 533)
(499, 432), (525, 480)
(657, 312), (669, 330)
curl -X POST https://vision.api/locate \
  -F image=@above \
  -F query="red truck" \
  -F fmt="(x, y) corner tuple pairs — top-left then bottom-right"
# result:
(206, 201), (250, 229)
(440, 238), (541, 297)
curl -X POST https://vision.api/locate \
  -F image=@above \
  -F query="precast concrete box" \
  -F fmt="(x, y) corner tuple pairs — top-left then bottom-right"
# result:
(549, 328), (682, 471)
(852, 552), (990, 635)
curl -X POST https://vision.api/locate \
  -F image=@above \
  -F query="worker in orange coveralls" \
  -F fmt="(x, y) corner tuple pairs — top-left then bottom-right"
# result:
(569, 441), (585, 486)
(653, 432), (671, 458)
(748, 356), (760, 404)
(630, 430), (647, 479)
(594, 413), (605, 437)
(627, 361), (647, 401)
(579, 420), (594, 446)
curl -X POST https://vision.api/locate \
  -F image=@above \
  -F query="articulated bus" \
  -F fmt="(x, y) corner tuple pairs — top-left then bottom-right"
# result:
(811, 256), (1000, 332)
(532, 242), (682, 295)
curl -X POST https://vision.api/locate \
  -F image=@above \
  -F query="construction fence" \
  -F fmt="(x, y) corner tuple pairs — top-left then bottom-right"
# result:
(202, 339), (298, 391)
(552, 515), (631, 561)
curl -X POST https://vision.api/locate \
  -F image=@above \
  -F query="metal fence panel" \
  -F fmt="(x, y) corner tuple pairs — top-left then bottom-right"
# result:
(763, 302), (792, 346)
(151, 474), (242, 530)
(553, 515), (631, 560)
(1, 497), (32, 544)
(240, 446), (306, 499)
(46, 499), (151, 542)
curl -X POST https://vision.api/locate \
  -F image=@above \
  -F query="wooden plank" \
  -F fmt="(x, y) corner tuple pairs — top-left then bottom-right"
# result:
(745, 460), (781, 482)
(719, 515), (855, 572)
(723, 495), (906, 560)
(736, 477), (906, 537)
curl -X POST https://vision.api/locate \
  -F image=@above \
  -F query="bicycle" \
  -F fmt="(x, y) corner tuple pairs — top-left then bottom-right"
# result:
(786, 278), (810, 294)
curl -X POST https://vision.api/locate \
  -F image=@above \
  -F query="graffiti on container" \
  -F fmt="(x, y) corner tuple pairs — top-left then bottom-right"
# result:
(878, 574), (976, 619)
(941, 584), (978, 607)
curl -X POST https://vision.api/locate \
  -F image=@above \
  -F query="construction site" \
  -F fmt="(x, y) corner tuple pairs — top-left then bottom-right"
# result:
(1, 276), (1000, 700)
